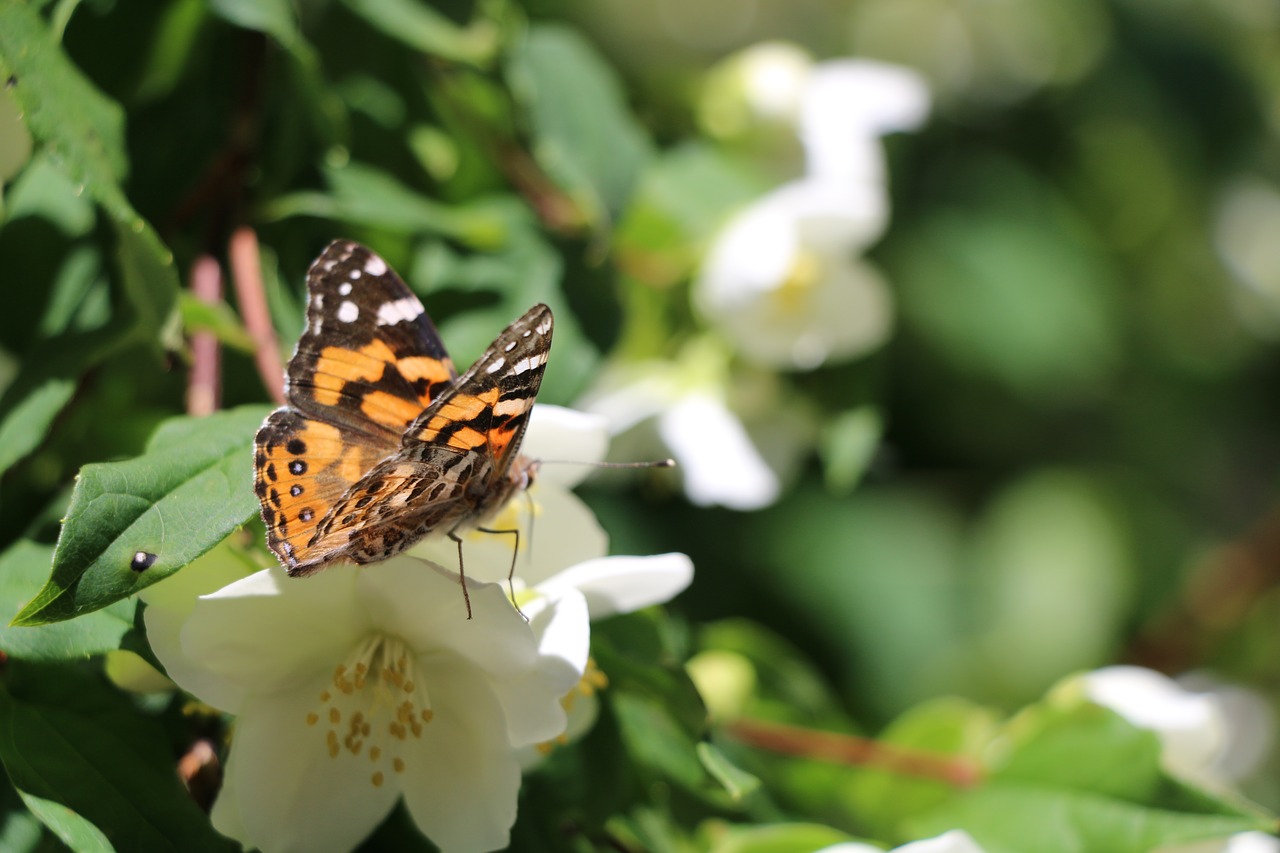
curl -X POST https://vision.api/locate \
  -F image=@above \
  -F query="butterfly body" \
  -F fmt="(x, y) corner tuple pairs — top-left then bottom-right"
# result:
(252, 240), (552, 576)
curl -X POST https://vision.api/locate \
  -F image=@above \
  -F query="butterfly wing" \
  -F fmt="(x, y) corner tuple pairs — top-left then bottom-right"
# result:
(254, 240), (459, 570)
(296, 304), (554, 571)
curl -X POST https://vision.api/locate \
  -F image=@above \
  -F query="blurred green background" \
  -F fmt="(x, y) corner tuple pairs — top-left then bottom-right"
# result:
(3, 0), (1280, 842)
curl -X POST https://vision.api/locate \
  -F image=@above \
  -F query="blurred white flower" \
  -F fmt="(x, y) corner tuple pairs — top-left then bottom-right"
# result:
(693, 58), (928, 371)
(693, 178), (895, 370)
(149, 558), (589, 853)
(819, 829), (988, 853)
(577, 358), (800, 510)
(1080, 665), (1275, 789)
(799, 60), (931, 184)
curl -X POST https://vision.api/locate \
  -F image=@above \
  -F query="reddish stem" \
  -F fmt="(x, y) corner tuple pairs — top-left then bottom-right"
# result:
(229, 227), (284, 404)
(186, 255), (223, 416)
(727, 718), (984, 788)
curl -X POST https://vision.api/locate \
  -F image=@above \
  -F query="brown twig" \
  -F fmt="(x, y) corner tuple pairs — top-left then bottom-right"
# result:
(186, 255), (223, 416)
(726, 718), (984, 788)
(229, 227), (284, 404)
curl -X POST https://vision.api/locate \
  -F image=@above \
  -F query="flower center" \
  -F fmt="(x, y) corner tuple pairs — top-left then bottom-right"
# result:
(305, 634), (434, 789)
(771, 249), (820, 315)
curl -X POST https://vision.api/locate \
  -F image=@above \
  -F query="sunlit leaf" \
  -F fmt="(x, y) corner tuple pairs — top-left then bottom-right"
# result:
(13, 405), (273, 625)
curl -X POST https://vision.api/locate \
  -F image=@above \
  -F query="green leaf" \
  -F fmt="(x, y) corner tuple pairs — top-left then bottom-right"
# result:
(0, 660), (235, 851)
(697, 742), (762, 803)
(908, 782), (1274, 853)
(12, 405), (273, 625)
(0, 4), (180, 348)
(261, 161), (512, 247)
(703, 822), (860, 853)
(340, 0), (499, 65)
(507, 24), (654, 231)
(843, 697), (999, 841)
(178, 292), (255, 354)
(16, 790), (114, 853)
(0, 323), (130, 479)
(0, 3), (128, 219)
(0, 540), (134, 660)
(995, 700), (1162, 801)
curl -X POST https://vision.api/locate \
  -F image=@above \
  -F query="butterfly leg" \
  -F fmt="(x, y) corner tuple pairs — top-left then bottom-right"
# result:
(475, 526), (525, 620)
(447, 530), (474, 620)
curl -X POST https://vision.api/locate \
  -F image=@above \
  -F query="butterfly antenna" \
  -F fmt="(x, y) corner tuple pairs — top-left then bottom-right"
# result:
(536, 458), (676, 469)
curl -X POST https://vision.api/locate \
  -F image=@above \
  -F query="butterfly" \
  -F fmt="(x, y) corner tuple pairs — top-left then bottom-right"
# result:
(252, 240), (551, 611)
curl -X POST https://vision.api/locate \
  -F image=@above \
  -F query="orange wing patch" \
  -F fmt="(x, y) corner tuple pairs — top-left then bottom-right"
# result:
(255, 410), (395, 564)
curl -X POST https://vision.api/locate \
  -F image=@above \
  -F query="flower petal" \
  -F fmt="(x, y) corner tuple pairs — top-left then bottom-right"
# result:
(400, 660), (522, 853)
(537, 553), (694, 620)
(523, 405), (610, 488)
(659, 395), (779, 510)
(492, 588), (590, 746)
(227, 678), (400, 853)
(800, 60), (930, 183)
(179, 567), (371, 697)
(410, 484), (608, 588)
(355, 558), (538, 681)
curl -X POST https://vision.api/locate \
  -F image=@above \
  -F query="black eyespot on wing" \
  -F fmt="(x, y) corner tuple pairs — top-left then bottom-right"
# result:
(287, 438), (307, 455)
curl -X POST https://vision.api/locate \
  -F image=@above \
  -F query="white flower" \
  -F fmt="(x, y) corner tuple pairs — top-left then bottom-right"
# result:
(694, 56), (927, 372)
(148, 558), (590, 853)
(1082, 666), (1225, 781)
(577, 359), (795, 510)
(799, 60), (931, 184)
(693, 178), (896, 370)
(1156, 831), (1280, 853)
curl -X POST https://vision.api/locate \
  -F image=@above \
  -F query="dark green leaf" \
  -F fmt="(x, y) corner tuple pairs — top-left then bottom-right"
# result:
(340, 0), (499, 65)
(0, 540), (134, 660)
(908, 782), (1273, 853)
(0, 659), (235, 851)
(507, 24), (654, 230)
(13, 405), (273, 625)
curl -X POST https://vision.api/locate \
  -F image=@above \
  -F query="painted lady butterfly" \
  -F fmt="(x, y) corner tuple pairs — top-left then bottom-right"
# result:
(252, 240), (551, 600)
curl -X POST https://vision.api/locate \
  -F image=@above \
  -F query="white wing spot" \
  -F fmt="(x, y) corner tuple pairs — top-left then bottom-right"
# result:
(535, 317), (552, 335)
(338, 283), (352, 296)
(503, 340), (518, 352)
(349, 269), (362, 280)
(521, 330), (532, 338)
(338, 301), (360, 323)
(322, 260), (336, 272)
(485, 358), (505, 374)
(376, 296), (425, 326)
(512, 353), (545, 375)
(365, 256), (388, 276)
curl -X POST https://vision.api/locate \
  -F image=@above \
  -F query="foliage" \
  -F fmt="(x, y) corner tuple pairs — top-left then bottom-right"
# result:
(2, 0), (1280, 850)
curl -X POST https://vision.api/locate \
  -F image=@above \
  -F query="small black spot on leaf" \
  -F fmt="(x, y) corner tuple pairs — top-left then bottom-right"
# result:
(131, 551), (157, 572)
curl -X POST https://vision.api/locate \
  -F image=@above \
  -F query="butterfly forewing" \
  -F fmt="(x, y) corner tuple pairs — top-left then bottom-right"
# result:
(288, 240), (457, 438)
